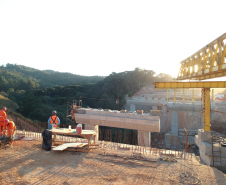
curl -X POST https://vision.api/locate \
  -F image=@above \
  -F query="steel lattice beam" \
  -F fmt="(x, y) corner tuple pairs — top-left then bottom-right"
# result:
(177, 33), (226, 80)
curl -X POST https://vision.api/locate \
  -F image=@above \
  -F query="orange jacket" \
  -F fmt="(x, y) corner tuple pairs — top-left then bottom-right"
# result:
(7, 120), (16, 136)
(0, 110), (7, 122)
(0, 110), (7, 135)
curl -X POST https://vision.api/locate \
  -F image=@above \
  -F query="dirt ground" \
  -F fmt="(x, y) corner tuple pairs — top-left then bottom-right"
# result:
(0, 139), (226, 185)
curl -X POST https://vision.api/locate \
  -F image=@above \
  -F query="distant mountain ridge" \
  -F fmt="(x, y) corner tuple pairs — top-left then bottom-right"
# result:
(0, 63), (105, 92)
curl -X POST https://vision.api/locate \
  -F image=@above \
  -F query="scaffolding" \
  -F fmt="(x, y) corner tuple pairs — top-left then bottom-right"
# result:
(66, 100), (82, 127)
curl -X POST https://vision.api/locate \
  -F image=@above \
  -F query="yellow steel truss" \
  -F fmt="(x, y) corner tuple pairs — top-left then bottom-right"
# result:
(177, 33), (226, 80)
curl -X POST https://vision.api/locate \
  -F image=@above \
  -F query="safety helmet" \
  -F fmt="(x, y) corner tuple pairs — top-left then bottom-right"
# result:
(2, 107), (7, 112)
(52, 110), (57, 114)
(4, 119), (9, 125)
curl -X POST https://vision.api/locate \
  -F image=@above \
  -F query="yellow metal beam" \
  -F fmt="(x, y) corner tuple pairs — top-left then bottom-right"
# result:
(154, 81), (226, 89)
(192, 89), (194, 102)
(203, 88), (210, 132)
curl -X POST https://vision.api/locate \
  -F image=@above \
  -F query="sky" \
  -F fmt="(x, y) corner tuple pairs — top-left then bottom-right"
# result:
(0, 0), (226, 78)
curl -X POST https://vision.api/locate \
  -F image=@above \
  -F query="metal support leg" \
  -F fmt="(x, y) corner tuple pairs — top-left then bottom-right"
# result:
(183, 89), (185, 102)
(203, 88), (210, 132)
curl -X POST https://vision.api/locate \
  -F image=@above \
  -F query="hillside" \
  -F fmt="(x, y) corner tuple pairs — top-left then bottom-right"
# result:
(0, 94), (19, 112)
(1, 66), (173, 123)
(13, 68), (173, 123)
(0, 64), (104, 93)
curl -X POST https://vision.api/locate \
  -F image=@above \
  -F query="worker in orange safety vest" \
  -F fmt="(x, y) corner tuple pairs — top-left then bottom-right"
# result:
(0, 107), (7, 136)
(47, 110), (60, 129)
(4, 119), (16, 145)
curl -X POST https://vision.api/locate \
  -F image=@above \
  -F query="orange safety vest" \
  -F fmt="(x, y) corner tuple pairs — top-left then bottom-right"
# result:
(0, 110), (7, 135)
(49, 116), (58, 124)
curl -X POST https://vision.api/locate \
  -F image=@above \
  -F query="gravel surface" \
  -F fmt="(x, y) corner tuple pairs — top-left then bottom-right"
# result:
(0, 139), (226, 185)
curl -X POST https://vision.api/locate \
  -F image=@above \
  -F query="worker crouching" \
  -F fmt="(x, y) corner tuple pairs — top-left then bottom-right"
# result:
(4, 119), (16, 145)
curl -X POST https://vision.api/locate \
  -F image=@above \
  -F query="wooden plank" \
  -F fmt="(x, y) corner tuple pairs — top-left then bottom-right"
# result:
(74, 143), (87, 148)
(49, 128), (96, 136)
(52, 143), (85, 151)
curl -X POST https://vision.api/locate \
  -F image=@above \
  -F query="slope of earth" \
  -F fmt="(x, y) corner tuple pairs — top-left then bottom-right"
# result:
(132, 85), (174, 99)
(132, 85), (155, 97)
(0, 95), (19, 112)
(0, 139), (225, 185)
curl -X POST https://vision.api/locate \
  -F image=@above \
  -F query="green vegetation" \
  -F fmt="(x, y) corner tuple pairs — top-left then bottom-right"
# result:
(0, 63), (104, 92)
(1, 64), (173, 124)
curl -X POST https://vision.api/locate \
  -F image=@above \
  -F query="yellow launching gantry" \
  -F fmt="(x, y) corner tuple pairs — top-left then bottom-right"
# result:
(154, 33), (226, 132)
(178, 33), (226, 80)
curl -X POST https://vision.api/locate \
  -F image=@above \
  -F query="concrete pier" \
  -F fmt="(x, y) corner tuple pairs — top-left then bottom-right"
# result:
(171, 111), (178, 136)
(130, 104), (136, 112)
(138, 131), (151, 147)
(195, 129), (226, 170)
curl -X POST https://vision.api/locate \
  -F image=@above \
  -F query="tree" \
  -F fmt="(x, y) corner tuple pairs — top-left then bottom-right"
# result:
(19, 92), (41, 116)
(156, 73), (173, 82)
(0, 76), (8, 91)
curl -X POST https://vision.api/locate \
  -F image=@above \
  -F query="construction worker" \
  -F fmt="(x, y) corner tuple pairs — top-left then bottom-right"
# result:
(0, 107), (7, 136)
(47, 110), (60, 129)
(4, 119), (16, 145)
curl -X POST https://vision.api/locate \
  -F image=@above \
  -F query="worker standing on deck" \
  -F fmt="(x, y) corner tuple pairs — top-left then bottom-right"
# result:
(48, 110), (60, 129)
(0, 107), (7, 136)
(4, 119), (16, 145)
